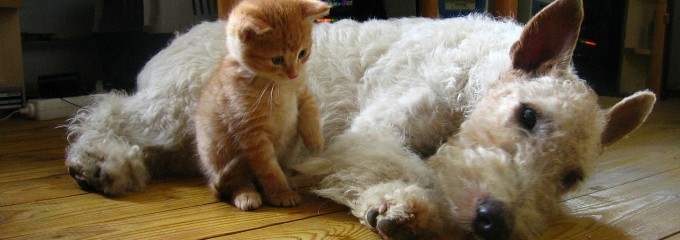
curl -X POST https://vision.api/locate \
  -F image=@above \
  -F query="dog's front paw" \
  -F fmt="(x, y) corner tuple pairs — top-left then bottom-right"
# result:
(357, 182), (442, 240)
(66, 139), (149, 196)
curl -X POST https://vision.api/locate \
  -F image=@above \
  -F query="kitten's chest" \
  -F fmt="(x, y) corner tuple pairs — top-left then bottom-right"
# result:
(266, 92), (298, 128)
(264, 87), (299, 148)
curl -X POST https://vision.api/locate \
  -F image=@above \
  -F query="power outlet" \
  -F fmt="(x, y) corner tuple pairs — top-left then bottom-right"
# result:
(22, 95), (96, 120)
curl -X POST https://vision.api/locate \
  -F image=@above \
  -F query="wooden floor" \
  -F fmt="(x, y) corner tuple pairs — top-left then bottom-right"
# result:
(1, 97), (679, 239)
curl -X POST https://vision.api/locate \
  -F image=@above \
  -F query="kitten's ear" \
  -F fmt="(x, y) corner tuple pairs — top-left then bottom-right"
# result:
(239, 17), (272, 41)
(510, 0), (583, 75)
(301, 0), (330, 22)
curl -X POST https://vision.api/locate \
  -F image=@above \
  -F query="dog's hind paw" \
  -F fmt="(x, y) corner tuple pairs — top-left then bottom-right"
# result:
(357, 182), (442, 240)
(66, 140), (149, 196)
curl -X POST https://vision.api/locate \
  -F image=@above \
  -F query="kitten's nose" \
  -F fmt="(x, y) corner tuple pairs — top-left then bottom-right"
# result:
(287, 72), (298, 79)
(473, 198), (513, 240)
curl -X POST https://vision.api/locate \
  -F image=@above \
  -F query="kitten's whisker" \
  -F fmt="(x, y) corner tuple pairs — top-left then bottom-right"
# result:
(251, 81), (271, 113)
(269, 82), (277, 112)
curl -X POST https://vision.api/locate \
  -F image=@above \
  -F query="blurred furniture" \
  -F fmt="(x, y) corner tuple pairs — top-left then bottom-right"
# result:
(218, 0), (434, 19)
(0, 0), (24, 104)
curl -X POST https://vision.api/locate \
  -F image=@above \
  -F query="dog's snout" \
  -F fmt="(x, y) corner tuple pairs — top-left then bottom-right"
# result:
(473, 198), (514, 240)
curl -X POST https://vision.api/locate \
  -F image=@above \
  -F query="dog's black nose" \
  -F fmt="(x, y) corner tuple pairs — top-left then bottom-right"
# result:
(473, 198), (514, 240)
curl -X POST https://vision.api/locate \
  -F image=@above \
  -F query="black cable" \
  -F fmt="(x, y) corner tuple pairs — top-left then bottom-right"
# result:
(0, 109), (20, 123)
(60, 98), (83, 108)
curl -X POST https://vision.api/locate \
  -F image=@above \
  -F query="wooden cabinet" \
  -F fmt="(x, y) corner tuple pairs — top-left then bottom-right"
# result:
(0, 0), (24, 103)
(621, 0), (668, 97)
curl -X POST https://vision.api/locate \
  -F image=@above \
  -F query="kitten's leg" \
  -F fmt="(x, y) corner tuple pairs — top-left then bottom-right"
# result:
(210, 158), (263, 211)
(195, 111), (265, 210)
(242, 138), (301, 207)
(297, 87), (324, 152)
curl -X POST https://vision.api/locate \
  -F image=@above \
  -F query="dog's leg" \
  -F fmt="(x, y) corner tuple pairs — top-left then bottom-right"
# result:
(297, 126), (446, 239)
(66, 93), (189, 195)
(356, 181), (445, 240)
(66, 126), (149, 196)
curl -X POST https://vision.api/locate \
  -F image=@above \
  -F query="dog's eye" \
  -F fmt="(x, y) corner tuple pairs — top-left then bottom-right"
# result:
(518, 104), (538, 131)
(561, 169), (583, 188)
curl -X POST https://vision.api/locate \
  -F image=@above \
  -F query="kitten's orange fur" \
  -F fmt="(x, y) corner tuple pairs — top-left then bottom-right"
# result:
(194, 0), (329, 211)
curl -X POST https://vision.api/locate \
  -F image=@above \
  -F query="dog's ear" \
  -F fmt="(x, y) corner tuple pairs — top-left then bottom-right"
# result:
(510, 0), (583, 75)
(601, 91), (656, 147)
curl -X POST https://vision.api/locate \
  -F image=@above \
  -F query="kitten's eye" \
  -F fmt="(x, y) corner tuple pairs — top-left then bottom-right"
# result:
(298, 49), (307, 59)
(272, 56), (284, 65)
(561, 169), (584, 189)
(518, 103), (538, 131)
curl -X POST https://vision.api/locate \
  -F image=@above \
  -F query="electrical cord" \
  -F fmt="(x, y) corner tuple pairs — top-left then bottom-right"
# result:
(1, 97), (90, 122)
(0, 109), (20, 123)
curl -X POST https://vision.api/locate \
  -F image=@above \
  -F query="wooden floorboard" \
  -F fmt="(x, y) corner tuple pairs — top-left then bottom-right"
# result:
(563, 125), (680, 200)
(543, 167), (680, 239)
(213, 211), (380, 240)
(0, 97), (678, 239)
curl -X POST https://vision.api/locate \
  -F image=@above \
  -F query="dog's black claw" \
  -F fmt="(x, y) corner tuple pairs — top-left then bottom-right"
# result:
(391, 228), (416, 240)
(67, 167), (79, 178)
(68, 167), (97, 192)
(75, 178), (97, 192)
(93, 166), (101, 178)
(377, 218), (399, 236)
(366, 209), (379, 228)
(378, 218), (416, 240)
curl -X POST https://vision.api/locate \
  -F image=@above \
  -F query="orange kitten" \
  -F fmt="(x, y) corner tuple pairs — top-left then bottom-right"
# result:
(194, 0), (329, 211)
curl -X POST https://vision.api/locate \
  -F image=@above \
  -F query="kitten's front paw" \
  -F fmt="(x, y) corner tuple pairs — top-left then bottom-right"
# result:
(66, 140), (148, 196)
(357, 183), (442, 240)
(233, 191), (263, 211)
(304, 134), (324, 153)
(300, 121), (324, 153)
(265, 190), (302, 207)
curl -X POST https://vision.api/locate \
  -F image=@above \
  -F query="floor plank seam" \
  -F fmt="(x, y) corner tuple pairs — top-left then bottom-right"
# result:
(0, 191), (91, 207)
(563, 152), (680, 202)
(0, 178), (203, 207)
(200, 209), (349, 239)
(660, 230), (680, 239)
(1, 147), (69, 156)
(1, 167), (67, 176)
(562, 165), (680, 205)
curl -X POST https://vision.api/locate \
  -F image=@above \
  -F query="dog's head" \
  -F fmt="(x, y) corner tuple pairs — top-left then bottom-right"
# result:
(429, 0), (655, 239)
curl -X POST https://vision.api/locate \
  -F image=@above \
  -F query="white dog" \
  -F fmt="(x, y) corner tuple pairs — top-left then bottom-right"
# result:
(66, 0), (655, 239)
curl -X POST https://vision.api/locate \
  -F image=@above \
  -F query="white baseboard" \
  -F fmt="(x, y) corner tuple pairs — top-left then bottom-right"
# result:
(22, 95), (96, 120)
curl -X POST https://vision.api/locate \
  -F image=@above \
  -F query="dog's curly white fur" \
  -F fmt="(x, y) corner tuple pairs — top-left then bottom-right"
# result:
(66, 0), (655, 239)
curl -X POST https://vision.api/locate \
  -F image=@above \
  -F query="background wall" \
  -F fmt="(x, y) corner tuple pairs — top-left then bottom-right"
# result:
(19, 0), (216, 98)
(20, 0), (100, 98)
(667, 0), (680, 93)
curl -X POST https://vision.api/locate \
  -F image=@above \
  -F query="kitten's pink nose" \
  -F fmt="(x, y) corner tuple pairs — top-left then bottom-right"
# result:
(287, 73), (298, 79)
